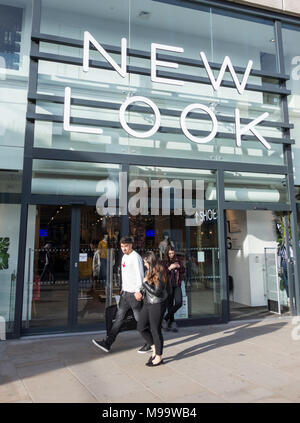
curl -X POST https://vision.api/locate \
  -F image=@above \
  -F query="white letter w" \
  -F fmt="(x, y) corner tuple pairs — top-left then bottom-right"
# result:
(200, 52), (253, 95)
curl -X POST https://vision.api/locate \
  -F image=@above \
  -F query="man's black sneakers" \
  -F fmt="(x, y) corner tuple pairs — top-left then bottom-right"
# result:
(138, 343), (152, 353)
(92, 339), (110, 353)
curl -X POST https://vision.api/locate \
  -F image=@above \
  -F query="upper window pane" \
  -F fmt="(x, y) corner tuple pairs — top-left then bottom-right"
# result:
(223, 171), (288, 203)
(130, 1), (277, 70)
(0, 0), (30, 167)
(0, 4), (22, 70)
(282, 25), (300, 186)
(210, 8), (277, 71)
(41, 0), (129, 40)
(32, 160), (120, 196)
(0, 169), (22, 193)
(37, 0), (284, 165)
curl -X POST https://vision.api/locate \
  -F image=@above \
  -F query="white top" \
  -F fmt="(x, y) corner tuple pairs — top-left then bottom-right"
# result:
(121, 250), (144, 293)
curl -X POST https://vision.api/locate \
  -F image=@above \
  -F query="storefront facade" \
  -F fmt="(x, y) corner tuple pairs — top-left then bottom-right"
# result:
(1, 0), (300, 338)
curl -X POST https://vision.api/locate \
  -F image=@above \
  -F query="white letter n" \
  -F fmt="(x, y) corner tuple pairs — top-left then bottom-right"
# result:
(83, 31), (127, 77)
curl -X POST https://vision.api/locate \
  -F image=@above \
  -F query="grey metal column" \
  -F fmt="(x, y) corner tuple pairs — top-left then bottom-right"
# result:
(185, 224), (191, 317)
(284, 148), (300, 315)
(217, 170), (229, 322)
(25, 248), (32, 328)
(107, 248), (114, 308)
(13, 0), (41, 338)
(120, 163), (129, 237)
(275, 20), (300, 315)
(69, 206), (81, 330)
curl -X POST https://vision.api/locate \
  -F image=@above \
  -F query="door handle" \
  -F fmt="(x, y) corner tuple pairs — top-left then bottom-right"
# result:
(75, 262), (78, 268)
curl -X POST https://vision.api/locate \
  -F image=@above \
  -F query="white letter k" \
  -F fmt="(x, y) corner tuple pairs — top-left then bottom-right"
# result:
(235, 108), (271, 150)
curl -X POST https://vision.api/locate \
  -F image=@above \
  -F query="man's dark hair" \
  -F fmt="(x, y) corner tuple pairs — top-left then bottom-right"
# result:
(120, 236), (134, 245)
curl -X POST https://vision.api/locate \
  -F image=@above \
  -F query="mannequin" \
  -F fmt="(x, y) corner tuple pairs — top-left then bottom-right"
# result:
(112, 231), (120, 287)
(278, 242), (293, 300)
(159, 232), (174, 260)
(92, 242), (101, 287)
(98, 233), (108, 287)
(40, 242), (56, 284)
(112, 231), (120, 248)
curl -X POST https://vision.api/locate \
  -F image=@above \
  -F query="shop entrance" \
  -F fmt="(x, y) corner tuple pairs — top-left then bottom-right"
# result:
(129, 211), (220, 320)
(21, 204), (121, 334)
(226, 209), (295, 320)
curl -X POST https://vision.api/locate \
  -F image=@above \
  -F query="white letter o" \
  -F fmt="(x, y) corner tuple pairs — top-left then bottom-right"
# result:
(120, 96), (161, 139)
(181, 103), (218, 144)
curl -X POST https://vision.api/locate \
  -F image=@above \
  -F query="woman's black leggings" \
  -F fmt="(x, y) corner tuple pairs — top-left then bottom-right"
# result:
(137, 301), (166, 356)
(165, 285), (182, 323)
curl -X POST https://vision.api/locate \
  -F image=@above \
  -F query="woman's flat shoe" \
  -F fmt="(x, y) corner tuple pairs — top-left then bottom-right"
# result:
(146, 359), (164, 367)
(146, 355), (155, 365)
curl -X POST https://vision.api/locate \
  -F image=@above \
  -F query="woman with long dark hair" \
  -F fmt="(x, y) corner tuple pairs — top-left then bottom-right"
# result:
(137, 251), (168, 367)
(163, 246), (185, 332)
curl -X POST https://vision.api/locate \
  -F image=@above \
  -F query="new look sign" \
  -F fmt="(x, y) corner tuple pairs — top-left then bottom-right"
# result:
(63, 31), (271, 150)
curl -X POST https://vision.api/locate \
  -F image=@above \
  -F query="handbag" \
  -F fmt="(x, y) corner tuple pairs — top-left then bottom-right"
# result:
(105, 304), (137, 336)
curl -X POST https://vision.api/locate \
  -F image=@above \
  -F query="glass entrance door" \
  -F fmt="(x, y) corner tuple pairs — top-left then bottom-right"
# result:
(22, 204), (121, 333)
(76, 206), (121, 328)
(23, 205), (72, 331)
(128, 165), (221, 320)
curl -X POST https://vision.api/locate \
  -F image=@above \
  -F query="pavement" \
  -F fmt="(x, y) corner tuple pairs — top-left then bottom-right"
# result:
(1, 316), (300, 403)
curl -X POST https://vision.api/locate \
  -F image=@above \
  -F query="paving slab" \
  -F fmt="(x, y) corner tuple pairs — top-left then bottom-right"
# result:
(0, 375), (32, 403)
(15, 359), (98, 403)
(1, 318), (300, 403)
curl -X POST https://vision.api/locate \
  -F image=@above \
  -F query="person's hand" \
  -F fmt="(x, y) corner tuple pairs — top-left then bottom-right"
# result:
(168, 264), (177, 270)
(134, 292), (142, 301)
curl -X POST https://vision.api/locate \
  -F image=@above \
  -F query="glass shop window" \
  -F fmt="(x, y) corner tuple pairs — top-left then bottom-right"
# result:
(0, 4), (23, 70)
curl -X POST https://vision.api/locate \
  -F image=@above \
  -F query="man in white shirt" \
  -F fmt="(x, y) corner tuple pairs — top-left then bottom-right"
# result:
(92, 236), (151, 353)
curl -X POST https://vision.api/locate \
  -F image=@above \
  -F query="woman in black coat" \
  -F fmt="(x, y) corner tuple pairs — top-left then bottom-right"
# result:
(137, 251), (168, 367)
(163, 246), (185, 332)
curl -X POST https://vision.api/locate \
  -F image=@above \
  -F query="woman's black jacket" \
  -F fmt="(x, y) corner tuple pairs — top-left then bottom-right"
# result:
(142, 275), (167, 304)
